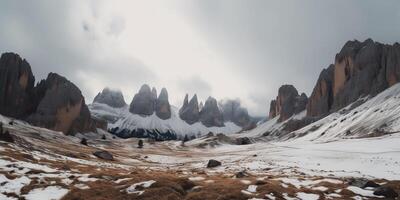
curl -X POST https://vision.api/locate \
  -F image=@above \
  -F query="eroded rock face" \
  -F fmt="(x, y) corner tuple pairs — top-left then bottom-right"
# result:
(129, 84), (156, 116)
(27, 73), (96, 135)
(179, 94), (200, 124)
(155, 88), (171, 119)
(0, 53), (35, 118)
(199, 97), (224, 127)
(269, 85), (308, 122)
(307, 39), (400, 118)
(306, 65), (334, 117)
(220, 99), (252, 128)
(93, 88), (126, 108)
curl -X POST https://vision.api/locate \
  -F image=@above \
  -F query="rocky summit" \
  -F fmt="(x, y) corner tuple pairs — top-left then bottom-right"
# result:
(269, 85), (308, 122)
(220, 99), (253, 128)
(199, 97), (224, 127)
(27, 73), (96, 135)
(0, 52), (96, 135)
(155, 88), (171, 119)
(0, 53), (35, 118)
(307, 39), (400, 118)
(129, 84), (157, 116)
(179, 94), (200, 124)
(93, 88), (126, 108)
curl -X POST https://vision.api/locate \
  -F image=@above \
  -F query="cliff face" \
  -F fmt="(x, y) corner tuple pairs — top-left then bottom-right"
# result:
(269, 85), (308, 122)
(93, 88), (126, 108)
(0, 52), (96, 135)
(0, 53), (35, 118)
(307, 39), (400, 118)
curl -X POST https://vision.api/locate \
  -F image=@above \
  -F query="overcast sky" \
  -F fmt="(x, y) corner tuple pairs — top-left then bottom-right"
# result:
(1, 0), (400, 116)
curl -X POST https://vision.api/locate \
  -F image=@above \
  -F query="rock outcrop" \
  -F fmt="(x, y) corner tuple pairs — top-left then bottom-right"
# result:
(220, 99), (252, 128)
(155, 88), (171, 119)
(269, 85), (308, 122)
(129, 84), (156, 116)
(0, 52), (96, 135)
(179, 94), (200, 124)
(27, 73), (96, 135)
(307, 39), (400, 118)
(199, 97), (224, 127)
(0, 53), (35, 118)
(93, 88), (126, 108)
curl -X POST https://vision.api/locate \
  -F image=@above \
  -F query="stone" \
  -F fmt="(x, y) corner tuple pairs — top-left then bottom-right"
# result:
(373, 186), (398, 198)
(0, 122), (14, 143)
(199, 97), (224, 127)
(235, 137), (252, 145)
(348, 178), (379, 189)
(206, 159), (221, 168)
(80, 138), (88, 146)
(179, 94), (200, 124)
(129, 84), (156, 116)
(27, 73), (96, 135)
(0, 53), (35, 118)
(269, 85), (308, 122)
(93, 88), (126, 108)
(155, 88), (171, 119)
(93, 150), (114, 161)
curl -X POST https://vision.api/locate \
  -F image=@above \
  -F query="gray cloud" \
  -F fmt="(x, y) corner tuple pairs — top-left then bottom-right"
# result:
(1, 0), (399, 117)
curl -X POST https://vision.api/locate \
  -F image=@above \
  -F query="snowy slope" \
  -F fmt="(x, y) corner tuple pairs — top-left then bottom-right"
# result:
(89, 103), (241, 136)
(242, 83), (400, 142)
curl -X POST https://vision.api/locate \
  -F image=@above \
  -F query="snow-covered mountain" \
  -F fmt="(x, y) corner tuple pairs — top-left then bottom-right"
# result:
(89, 102), (241, 140)
(242, 82), (400, 142)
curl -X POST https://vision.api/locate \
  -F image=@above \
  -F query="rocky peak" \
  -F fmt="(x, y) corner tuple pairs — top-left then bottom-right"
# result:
(220, 99), (252, 128)
(155, 88), (171, 119)
(200, 96), (224, 127)
(93, 87), (126, 108)
(27, 73), (95, 135)
(269, 84), (308, 122)
(129, 84), (156, 116)
(179, 94), (200, 124)
(151, 87), (157, 99)
(0, 52), (35, 118)
(307, 39), (400, 118)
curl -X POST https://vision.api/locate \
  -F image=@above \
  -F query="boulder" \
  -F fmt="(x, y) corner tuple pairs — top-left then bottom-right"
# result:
(27, 73), (96, 135)
(129, 84), (156, 116)
(269, 85), (308, 122)
(206, 159), (221, 168)
(199, 97), (224, 127)
(155, 88), (171, 119)
(307, 39), (400, 118)
(348, 178), (379, 188)
(179, 94), (200, 124)
(93, 150), (114, 161)
(373, 186), (398, 198)
(235, 137), (252, 145)
(93, 88), (126, 108)
(0, 53), (35, 118)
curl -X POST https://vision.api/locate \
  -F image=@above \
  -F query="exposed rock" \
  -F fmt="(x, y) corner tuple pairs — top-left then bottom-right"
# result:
(269, 85), (308, 122)
(199, 97), (224, 127)
(348, 178), (379, 188)
(0, 122), (14, 143)
(307, 39), (400, 118)
(93, 150), (114, 161)
(129, 84), (156, 116)
(306, 65), (335, 117)
(93, 88), (126, 108)
(206, 159), (221, 168)
(235, 137), (252, 145)
(26, 73), (96, 135)
(0, 53), (35, 118)
(220, 99), (252, 128)
(235, 171), (249, 178)
(80, 138), (88, 146)
(155, 88), (171, 119)
(91, 116), (108, 131)
(373, 186), (398, 198)
(179, 94), (200, 124)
